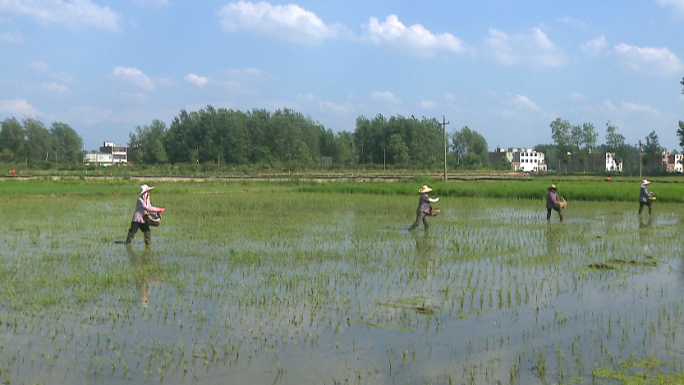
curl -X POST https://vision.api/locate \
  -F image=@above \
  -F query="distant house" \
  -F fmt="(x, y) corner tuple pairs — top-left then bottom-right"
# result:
(638, 151), (683, 173)
(669, 153), (683, 173)
(99, 142), (128, 165)
(605, 152), (623, 172)
(83, 142), (128, 166)
(83, 151), (113, 166)
(489, 147), (547, 172)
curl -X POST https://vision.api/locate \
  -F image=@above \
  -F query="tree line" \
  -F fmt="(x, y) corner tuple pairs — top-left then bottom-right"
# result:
(1, 76), (681, 172)
(128, 106), (486, 169)
(0, 117), (84, 167)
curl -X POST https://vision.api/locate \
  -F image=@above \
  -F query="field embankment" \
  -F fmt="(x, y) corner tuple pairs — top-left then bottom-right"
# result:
(2, 174), (684, 202)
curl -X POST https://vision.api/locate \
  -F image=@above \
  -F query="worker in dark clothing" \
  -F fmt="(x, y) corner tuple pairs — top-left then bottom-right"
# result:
(546, 184), (563, 222)
(638, 180), (653, 214)
(409, 185), (440, 230)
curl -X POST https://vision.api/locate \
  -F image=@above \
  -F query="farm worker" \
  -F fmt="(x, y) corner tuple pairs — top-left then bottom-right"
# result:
(125, 184), (165, 246)
(546, 184), (563, 222)
(408, 185), (440, 230)
(638, 180), (653, 214)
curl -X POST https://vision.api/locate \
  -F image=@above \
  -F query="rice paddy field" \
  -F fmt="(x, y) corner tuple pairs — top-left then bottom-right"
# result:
(1, 178), (684, 384)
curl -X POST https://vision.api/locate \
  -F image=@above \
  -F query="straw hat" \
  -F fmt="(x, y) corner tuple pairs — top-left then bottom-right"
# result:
(140, 184), (154, 195)
(418, 185), (433, 193)
(547, 184), (557, 191)
(641, 180), (651, 186)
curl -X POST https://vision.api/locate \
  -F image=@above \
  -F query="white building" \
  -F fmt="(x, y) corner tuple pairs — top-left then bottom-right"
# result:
(83, 151), (113, 166)
(100, 142), (128, 165)
(490, 147), (547, 172)
(666, 152), (683, 173)
(605, 152), (623, 172)
(83, 141), (128, 166)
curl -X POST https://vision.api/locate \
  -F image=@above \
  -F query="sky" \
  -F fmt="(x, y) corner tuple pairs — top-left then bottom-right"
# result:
(1, 0), (683, 152)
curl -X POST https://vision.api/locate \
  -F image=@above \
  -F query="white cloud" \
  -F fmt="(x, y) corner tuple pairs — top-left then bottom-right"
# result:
(120, 92), (148, 103)
(297, 93), (353, 115)
(220, 67), (270, 80)
(581, 35), (607, 56)
(511, 94), (540, 111)
(370, 91), (401, 104)
(362, 14), (467, 56)
(208, 67), (271, 94)
(39, 82), (69, 94)
(558, 16), (586, 29)
(30, 61), (72, 82)
(62, 105), (113, 125)
(484, 27), (566, 67)
(621, 101), (658, 114)
(656, 0), (684, 17)
(216, 1), (348, 44)
(113, 66), (155, 91)
(581, 99), (659, 117)
(613, 43), (683, 75)
(0, 30), (21, 44)
(419, 100), (436, 109)
(133, 0), (168, 6)
(568, 91), (585, 100)
(0, 0), (119, 31)
(444, 93), (455, 101)
(0, 98), (40, 117)
(185, 74), (209, 87)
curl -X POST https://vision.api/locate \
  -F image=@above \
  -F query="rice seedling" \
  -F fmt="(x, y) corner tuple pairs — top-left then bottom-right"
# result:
(1, 178), (684, 383)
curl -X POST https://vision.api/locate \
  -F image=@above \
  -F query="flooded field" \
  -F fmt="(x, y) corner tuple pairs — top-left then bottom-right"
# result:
(1, 185), (684, 384)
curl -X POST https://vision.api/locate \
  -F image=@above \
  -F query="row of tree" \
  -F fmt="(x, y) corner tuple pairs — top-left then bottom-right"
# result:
(128, 107), (458, 168)
(0, 117), (84, 166)
(1, 76), (681, 171)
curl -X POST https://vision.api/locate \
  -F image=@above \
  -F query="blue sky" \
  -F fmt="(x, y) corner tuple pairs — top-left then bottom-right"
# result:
(1, 0), (683, 152)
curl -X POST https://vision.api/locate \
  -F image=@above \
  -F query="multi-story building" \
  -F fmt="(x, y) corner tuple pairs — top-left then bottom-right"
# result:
(638, 151), (683, 173)
(83, 142), (128, 166)
(489, 147), (547, 172)
(605, 152), (623, 172)
(668, 153), (683, 173)
(99, 142), (128, 165)
(83, 151), (113, 166)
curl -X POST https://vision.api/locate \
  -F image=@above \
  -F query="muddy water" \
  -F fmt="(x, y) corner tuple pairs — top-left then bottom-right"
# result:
(1, 192), (683, 384)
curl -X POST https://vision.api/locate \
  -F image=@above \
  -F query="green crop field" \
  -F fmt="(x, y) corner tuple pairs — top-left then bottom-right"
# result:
(1, 178), (684, 384)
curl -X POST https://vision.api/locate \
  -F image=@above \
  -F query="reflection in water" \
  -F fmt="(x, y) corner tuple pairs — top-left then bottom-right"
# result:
(412, 230), (435, 280)
(638, 215), (653, 254)
(126, 245), (163, 308)
(545, 223), (563, 255)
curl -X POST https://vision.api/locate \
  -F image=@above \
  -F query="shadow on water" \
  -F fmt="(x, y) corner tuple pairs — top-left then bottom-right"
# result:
(545, 223), (564, 255)
(126, 245), (163, 308)
(638, 214), (654, 255)
(411, 229), (436, 280)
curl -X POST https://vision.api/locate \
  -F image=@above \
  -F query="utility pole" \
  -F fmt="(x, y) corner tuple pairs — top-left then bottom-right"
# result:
(383, 144), (386, 171)
(441, 115), (450, 182)
(638, 140), (642, 177)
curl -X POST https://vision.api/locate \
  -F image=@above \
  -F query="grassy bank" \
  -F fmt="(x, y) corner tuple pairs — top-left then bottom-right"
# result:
(2, 175), (684, 203)
(301, 177), (684, 203)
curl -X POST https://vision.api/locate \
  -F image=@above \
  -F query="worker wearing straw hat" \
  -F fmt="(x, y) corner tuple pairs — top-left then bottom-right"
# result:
(546, 184), (563, 222)
(408, 185), (440, 230)
(125, 184), (165, 246)
(638, 180), (653, 214)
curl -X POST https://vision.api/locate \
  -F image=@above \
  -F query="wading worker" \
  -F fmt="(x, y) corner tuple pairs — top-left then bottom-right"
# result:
(125, 184), (165, 246)
(638, 179), (653, 214)
(546, 184), (563, 222)
(409, 185), (440, 230)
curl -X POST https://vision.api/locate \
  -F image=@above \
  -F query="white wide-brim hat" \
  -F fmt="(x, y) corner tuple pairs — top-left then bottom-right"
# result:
(641, 180), (651, 186)
(418, 185), (433, 193)
(140, 184), (154, 195)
